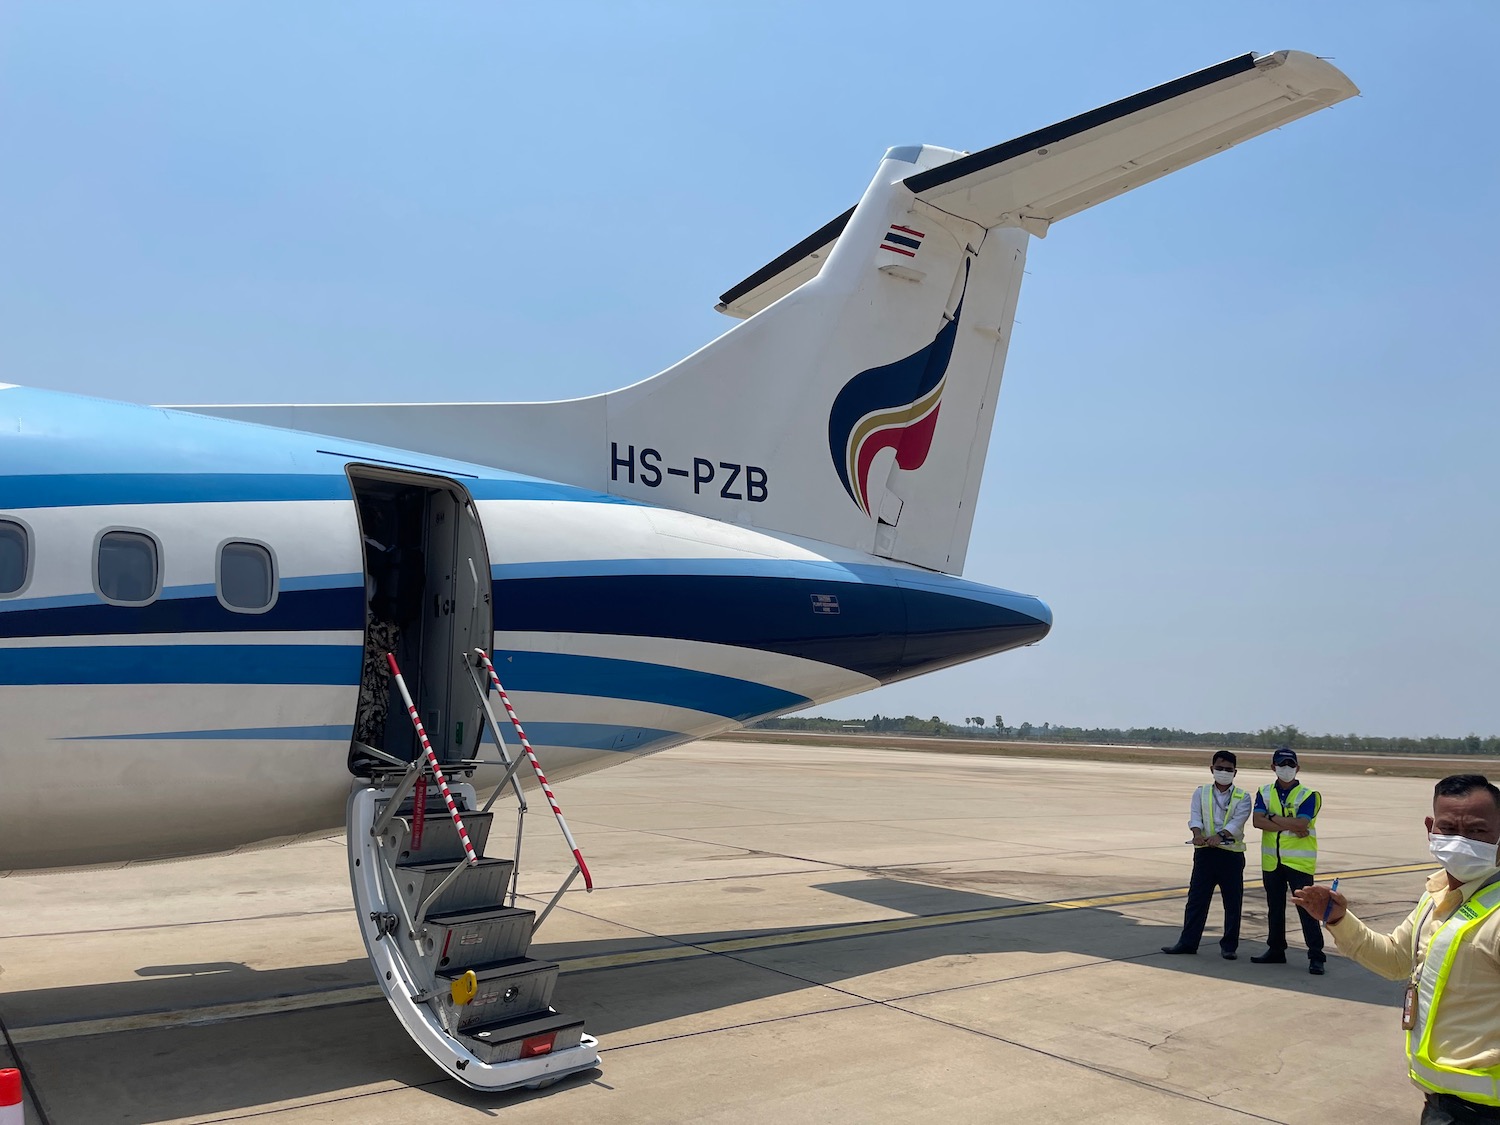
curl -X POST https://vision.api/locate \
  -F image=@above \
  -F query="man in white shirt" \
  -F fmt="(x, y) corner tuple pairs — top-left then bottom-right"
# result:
(1162, 751), (1254, 959)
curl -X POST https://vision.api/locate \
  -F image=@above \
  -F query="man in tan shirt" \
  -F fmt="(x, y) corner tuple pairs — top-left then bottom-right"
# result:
(1293, 775), (1500, 1125)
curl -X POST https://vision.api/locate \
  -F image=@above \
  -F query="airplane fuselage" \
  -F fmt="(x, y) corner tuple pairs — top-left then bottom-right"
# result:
(0, 385), (1050, 870)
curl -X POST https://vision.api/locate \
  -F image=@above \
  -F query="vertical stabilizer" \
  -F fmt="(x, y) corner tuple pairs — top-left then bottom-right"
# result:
(184, 51), (1357, 575)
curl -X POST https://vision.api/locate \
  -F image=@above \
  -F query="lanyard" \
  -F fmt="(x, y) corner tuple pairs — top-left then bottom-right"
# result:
(1205, 786), (1237, 835)
(1410, 898), (1440, 980)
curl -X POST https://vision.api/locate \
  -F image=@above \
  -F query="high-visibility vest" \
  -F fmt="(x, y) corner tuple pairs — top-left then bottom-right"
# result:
(1197, 784), (1248, 852)
(1407, 881), (1500, 1105)
(1260, 783), (1319, 873)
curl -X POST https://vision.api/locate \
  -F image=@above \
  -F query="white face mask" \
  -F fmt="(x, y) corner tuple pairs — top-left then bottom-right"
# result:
(1274, 765), (1297, 783)
(1429, 834), (1500, 884)
(1212, 770), (1235, 786)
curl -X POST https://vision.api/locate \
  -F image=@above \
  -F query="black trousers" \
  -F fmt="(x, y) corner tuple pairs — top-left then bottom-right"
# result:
(1421, 1093), (1500, 1124)
(1175, 847), (1244, 953)
(1262, 863), (1325, 962)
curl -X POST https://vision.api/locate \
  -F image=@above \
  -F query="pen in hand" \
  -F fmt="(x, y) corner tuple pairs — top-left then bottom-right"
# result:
(1322, 878), (1340, 923)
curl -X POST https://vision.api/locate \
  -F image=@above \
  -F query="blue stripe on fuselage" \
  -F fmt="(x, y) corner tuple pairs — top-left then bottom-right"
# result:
(493, 651), (808, 721)
(0, 585), (367, 637)
(492, 571), (1049, 682)
(0, 473), (630, 509)
(484, 722), (683, 753)
(62, 724), (354, 741)
(59, 720), (679, 754)
(0, 567), (1049, 687)
(0, 644), (361, 685)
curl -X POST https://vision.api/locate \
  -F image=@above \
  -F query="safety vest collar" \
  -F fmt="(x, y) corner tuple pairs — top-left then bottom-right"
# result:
(1407, 880), (1500, 1105)
(1261, 781), (1315, 818)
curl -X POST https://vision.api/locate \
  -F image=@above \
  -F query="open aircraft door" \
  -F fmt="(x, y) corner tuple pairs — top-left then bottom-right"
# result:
(344, 465), (600, 1089)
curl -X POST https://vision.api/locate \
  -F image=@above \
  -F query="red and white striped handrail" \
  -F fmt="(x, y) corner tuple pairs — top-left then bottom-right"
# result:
(386, 653), (478, 867)
(473, 650), (593, 891)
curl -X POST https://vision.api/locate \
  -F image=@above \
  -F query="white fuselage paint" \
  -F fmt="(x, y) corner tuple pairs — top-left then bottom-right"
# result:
(0, 388), (1050, 871)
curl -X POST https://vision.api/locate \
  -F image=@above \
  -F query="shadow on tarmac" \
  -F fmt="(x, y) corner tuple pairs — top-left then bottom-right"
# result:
(2, 877), (1403, 1123)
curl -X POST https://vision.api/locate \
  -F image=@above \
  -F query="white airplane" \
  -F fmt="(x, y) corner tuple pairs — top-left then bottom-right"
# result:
(0, 51), (1356, 1089)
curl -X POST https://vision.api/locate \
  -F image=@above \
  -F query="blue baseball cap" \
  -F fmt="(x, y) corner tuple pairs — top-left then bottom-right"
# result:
(1272, 747), (1298, 766)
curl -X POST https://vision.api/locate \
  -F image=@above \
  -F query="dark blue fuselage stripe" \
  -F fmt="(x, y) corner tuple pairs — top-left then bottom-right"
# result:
(0, 586), (367, 638)
(495, 574), (1048, 682)
(0, 645), (361, 686)
(0, 575), (1049, 688)
(494, 651), (808, 721)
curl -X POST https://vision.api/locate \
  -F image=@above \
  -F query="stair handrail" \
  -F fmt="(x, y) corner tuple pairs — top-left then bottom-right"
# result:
(472, 649), (593, 892)
(386, 653), (479, 871)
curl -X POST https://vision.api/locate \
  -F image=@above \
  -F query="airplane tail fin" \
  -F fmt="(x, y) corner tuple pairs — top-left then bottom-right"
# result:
(187, 51), (1355, 574)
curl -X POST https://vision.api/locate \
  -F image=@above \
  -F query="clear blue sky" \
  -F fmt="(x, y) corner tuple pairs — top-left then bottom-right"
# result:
(2, 3), (1495, 737)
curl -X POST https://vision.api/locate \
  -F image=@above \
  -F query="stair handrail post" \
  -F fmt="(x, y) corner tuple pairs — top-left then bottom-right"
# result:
(386, 653), (479, 872)
(473, 649), (594, 892)
(461, 659), (529, 814)
(462, 654), (529, 909)
(370, 758), (425, 842)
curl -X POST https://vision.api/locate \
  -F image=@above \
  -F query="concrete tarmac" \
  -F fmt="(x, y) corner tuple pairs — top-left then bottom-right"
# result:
(0, 741), (1451, 1124)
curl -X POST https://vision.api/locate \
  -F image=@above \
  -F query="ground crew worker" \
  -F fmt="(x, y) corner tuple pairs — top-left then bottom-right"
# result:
(1161, 750), (1251, 958)
(1293, 775), (1500, 1124)
(1252, 747), (1326, 973)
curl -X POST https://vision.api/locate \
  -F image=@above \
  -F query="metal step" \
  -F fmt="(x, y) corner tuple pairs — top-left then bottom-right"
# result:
(457, 1010), (588, 1066)
(394, 857), (514, 918)
(440, 957), (559, 1031)
(382, 809), (494, 866)
(426, 905), (535, 971)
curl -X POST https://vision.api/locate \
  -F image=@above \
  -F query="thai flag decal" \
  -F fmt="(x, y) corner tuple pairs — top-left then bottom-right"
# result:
(827, 263), (970, 517)
(880, 224), (925, 258)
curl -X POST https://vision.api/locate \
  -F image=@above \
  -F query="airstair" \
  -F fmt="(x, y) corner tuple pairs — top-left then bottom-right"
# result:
(346, 649), (599, 1090)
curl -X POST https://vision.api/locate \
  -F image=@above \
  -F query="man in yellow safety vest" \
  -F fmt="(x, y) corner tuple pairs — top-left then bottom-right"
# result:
(1251, 747), (1326, 974)
(1294, 775), (1500, 1124)
(1161, 750), (1252, 959)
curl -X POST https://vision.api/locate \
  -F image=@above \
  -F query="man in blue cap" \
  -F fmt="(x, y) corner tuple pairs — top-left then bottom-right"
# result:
(1252, 747), (1326, 974)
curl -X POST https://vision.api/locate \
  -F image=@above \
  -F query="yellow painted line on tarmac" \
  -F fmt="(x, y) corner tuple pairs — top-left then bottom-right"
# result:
(6, 985), (385, 1044)
(562, 862), (1435, 967)
(5, 861), (1434, 1044)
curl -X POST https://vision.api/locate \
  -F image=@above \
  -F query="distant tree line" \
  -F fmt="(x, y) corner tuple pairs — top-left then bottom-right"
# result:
(747, 715), (1500, 756)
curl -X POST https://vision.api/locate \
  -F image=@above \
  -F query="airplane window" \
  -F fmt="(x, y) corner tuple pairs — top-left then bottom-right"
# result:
(96, 531), (160, 606)
(219, 541), (276, 612)
(0, 520), (28, 596)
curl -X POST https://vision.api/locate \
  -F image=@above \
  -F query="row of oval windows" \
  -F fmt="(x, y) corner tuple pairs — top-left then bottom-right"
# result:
(0, 520), (278, 612)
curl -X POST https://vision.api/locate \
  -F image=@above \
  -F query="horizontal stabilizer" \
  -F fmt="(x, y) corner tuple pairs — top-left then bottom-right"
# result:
(717, 51), (1357, 319)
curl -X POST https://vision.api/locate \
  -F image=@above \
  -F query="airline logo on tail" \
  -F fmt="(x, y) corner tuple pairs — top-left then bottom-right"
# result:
(826, 272), (967, 517)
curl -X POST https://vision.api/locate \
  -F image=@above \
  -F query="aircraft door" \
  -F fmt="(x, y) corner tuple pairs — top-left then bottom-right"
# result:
(349, 469), (494, 769)
(417, 488), (493, 765)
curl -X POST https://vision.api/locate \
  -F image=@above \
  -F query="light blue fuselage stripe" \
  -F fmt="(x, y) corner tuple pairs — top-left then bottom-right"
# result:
(0, 642), (803, 721)
(64, 721), (681, 754)
(493, 722), (682, 753)
(65, 724), (353, 741)
(0, 473), (629, 509)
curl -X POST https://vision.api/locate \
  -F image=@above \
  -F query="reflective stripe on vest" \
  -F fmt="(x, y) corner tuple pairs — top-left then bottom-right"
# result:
(1407, 881), (1500, 1105)
(1199, 785), (1248, 852)
(1260, 783), (1319, 873)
